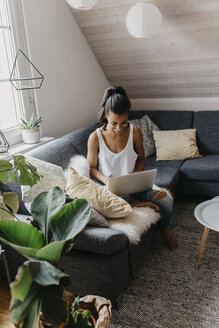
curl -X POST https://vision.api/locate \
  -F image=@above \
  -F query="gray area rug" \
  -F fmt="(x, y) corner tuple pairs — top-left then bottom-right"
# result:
(109, 196), (219, 328)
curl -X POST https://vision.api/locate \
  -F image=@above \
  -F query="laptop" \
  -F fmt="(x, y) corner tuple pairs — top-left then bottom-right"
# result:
(107, 169), (157, 196)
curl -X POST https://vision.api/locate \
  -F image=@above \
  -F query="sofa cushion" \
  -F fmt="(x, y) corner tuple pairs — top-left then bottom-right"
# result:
(145, 155), (182, 193)
(73, 226), (129, 254)
(179, 180), (219, 198)
(145, 155), (184, 169)
(180, 155), (219, 181)
(128, 111), (194, 130)
(152, 129), (202, 161)
(193, 111), (219, 154)
(153, 167), (181, 192)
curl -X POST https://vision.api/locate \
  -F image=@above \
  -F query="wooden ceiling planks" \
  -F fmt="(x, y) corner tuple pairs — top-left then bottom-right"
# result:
(70, 0), (219, 104)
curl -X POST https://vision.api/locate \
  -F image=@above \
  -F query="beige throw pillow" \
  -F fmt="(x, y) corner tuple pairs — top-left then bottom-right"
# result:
(21, 156), (66, 202)
(152, 129), (202, 161)
(66, 167), (132, 218)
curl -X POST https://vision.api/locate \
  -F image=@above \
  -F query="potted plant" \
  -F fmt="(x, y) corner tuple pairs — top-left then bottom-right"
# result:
(20, 112), (42, 144)
(0, 156), (112, 327)
(70, 296), (96, 327)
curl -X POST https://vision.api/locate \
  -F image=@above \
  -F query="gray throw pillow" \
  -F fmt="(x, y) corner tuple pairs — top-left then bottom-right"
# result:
(89, 208), (109, 228)
(130, 114), (160, 158)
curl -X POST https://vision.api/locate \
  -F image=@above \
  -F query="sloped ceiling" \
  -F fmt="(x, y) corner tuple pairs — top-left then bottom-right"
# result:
(71, 0), (219, 102)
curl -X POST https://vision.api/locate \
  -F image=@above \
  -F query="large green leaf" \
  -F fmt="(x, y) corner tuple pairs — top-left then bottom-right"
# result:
(20, 168), (36, 186)
(0, 237), (40, 259)
(8, 169), (17, 183)
(10, 282), (42, 328)
(11, 266), (33, 301)
(24, 260), (70, 287)
(36, 240), (66, 265)
(0, 160), (13, 183)
(31, 187), (66, 244)
(50, 199), (91, 242)
(42, 285), (69, 328)
(0, 192), (19, 220)
(22, 295), (42, 328)
(0, 220), (44, 258)
(13, 155), (42, 186)
(0, 202), (14, 221)
(10, 261), (70, 328)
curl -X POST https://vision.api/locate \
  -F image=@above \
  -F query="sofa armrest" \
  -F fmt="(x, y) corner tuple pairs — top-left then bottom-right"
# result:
(73, 226), (129, 255)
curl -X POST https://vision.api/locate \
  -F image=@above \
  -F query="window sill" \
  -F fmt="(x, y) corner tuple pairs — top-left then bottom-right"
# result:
(0, 137), (54, 160)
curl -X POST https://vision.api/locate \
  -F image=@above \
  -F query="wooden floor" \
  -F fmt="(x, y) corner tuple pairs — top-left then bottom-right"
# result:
(0, 279), (14, 328)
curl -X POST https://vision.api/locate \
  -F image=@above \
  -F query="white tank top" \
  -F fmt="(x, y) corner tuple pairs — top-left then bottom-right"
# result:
(96, 124), (138, 178)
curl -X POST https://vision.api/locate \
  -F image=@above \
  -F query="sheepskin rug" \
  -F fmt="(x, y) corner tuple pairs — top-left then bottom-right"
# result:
(107, 207), (160, 244)
(64, 154), (90, 180)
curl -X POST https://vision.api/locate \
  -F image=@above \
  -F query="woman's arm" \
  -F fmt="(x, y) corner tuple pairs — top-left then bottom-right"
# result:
(87, 131), (109, 185)
(133, 126), (146, 172)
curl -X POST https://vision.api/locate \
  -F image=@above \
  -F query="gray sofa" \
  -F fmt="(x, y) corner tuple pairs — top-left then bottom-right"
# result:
(3, 110), (219, 306)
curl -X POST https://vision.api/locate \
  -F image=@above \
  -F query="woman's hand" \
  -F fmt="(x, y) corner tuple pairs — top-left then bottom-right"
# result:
(144, 202), (160, 212)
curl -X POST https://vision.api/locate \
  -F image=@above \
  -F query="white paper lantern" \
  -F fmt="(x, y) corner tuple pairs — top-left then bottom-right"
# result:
(66, 0), (98, 10)
(126, 2), (162, 38)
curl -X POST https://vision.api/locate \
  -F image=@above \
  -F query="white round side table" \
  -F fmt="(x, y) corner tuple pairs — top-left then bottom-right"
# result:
(194, 197), (219, 269)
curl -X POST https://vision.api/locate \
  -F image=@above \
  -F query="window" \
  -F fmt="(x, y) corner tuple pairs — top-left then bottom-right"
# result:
(0, 0), (36, 145)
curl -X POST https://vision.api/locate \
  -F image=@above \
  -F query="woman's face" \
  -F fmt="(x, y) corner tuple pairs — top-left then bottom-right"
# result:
(106, 111), (129, 134)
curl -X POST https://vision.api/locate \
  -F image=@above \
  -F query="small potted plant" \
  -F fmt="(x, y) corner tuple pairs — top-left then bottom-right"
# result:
(20, 112), (42, 144)
(70, 296), (96, 327)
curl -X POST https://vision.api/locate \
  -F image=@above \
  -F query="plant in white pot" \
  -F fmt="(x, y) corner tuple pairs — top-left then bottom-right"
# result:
(20, 113), (42, 144)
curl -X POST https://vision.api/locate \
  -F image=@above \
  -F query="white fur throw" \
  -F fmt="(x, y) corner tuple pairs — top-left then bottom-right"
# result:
(64, 155), (90, 181)
(107, 207), (160, 244)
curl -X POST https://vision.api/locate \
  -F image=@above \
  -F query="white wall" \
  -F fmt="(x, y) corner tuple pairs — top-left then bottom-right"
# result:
(21, 0), (110, 138)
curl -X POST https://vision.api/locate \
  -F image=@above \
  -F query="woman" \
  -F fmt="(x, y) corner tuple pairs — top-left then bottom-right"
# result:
(87, 86), (178, 251)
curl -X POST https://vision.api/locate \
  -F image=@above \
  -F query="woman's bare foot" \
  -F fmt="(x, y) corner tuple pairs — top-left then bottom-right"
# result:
(152, 190), (167, 200)
(162, 228), (178, 251)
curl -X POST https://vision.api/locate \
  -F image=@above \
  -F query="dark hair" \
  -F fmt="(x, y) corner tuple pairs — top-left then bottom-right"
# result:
(98, 86), (131, 129)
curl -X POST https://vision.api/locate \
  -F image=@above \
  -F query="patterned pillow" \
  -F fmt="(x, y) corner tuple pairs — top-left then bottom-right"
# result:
(89, 208), (109, 227)
(129, 114), (160, 158)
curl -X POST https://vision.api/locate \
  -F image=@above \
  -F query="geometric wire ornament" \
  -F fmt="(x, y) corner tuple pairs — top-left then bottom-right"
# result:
(9, 49), (44, 90)
(0, 130), (10, 153)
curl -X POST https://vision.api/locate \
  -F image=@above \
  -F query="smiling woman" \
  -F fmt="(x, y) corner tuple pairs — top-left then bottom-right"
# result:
(87, 86), (178, 251)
